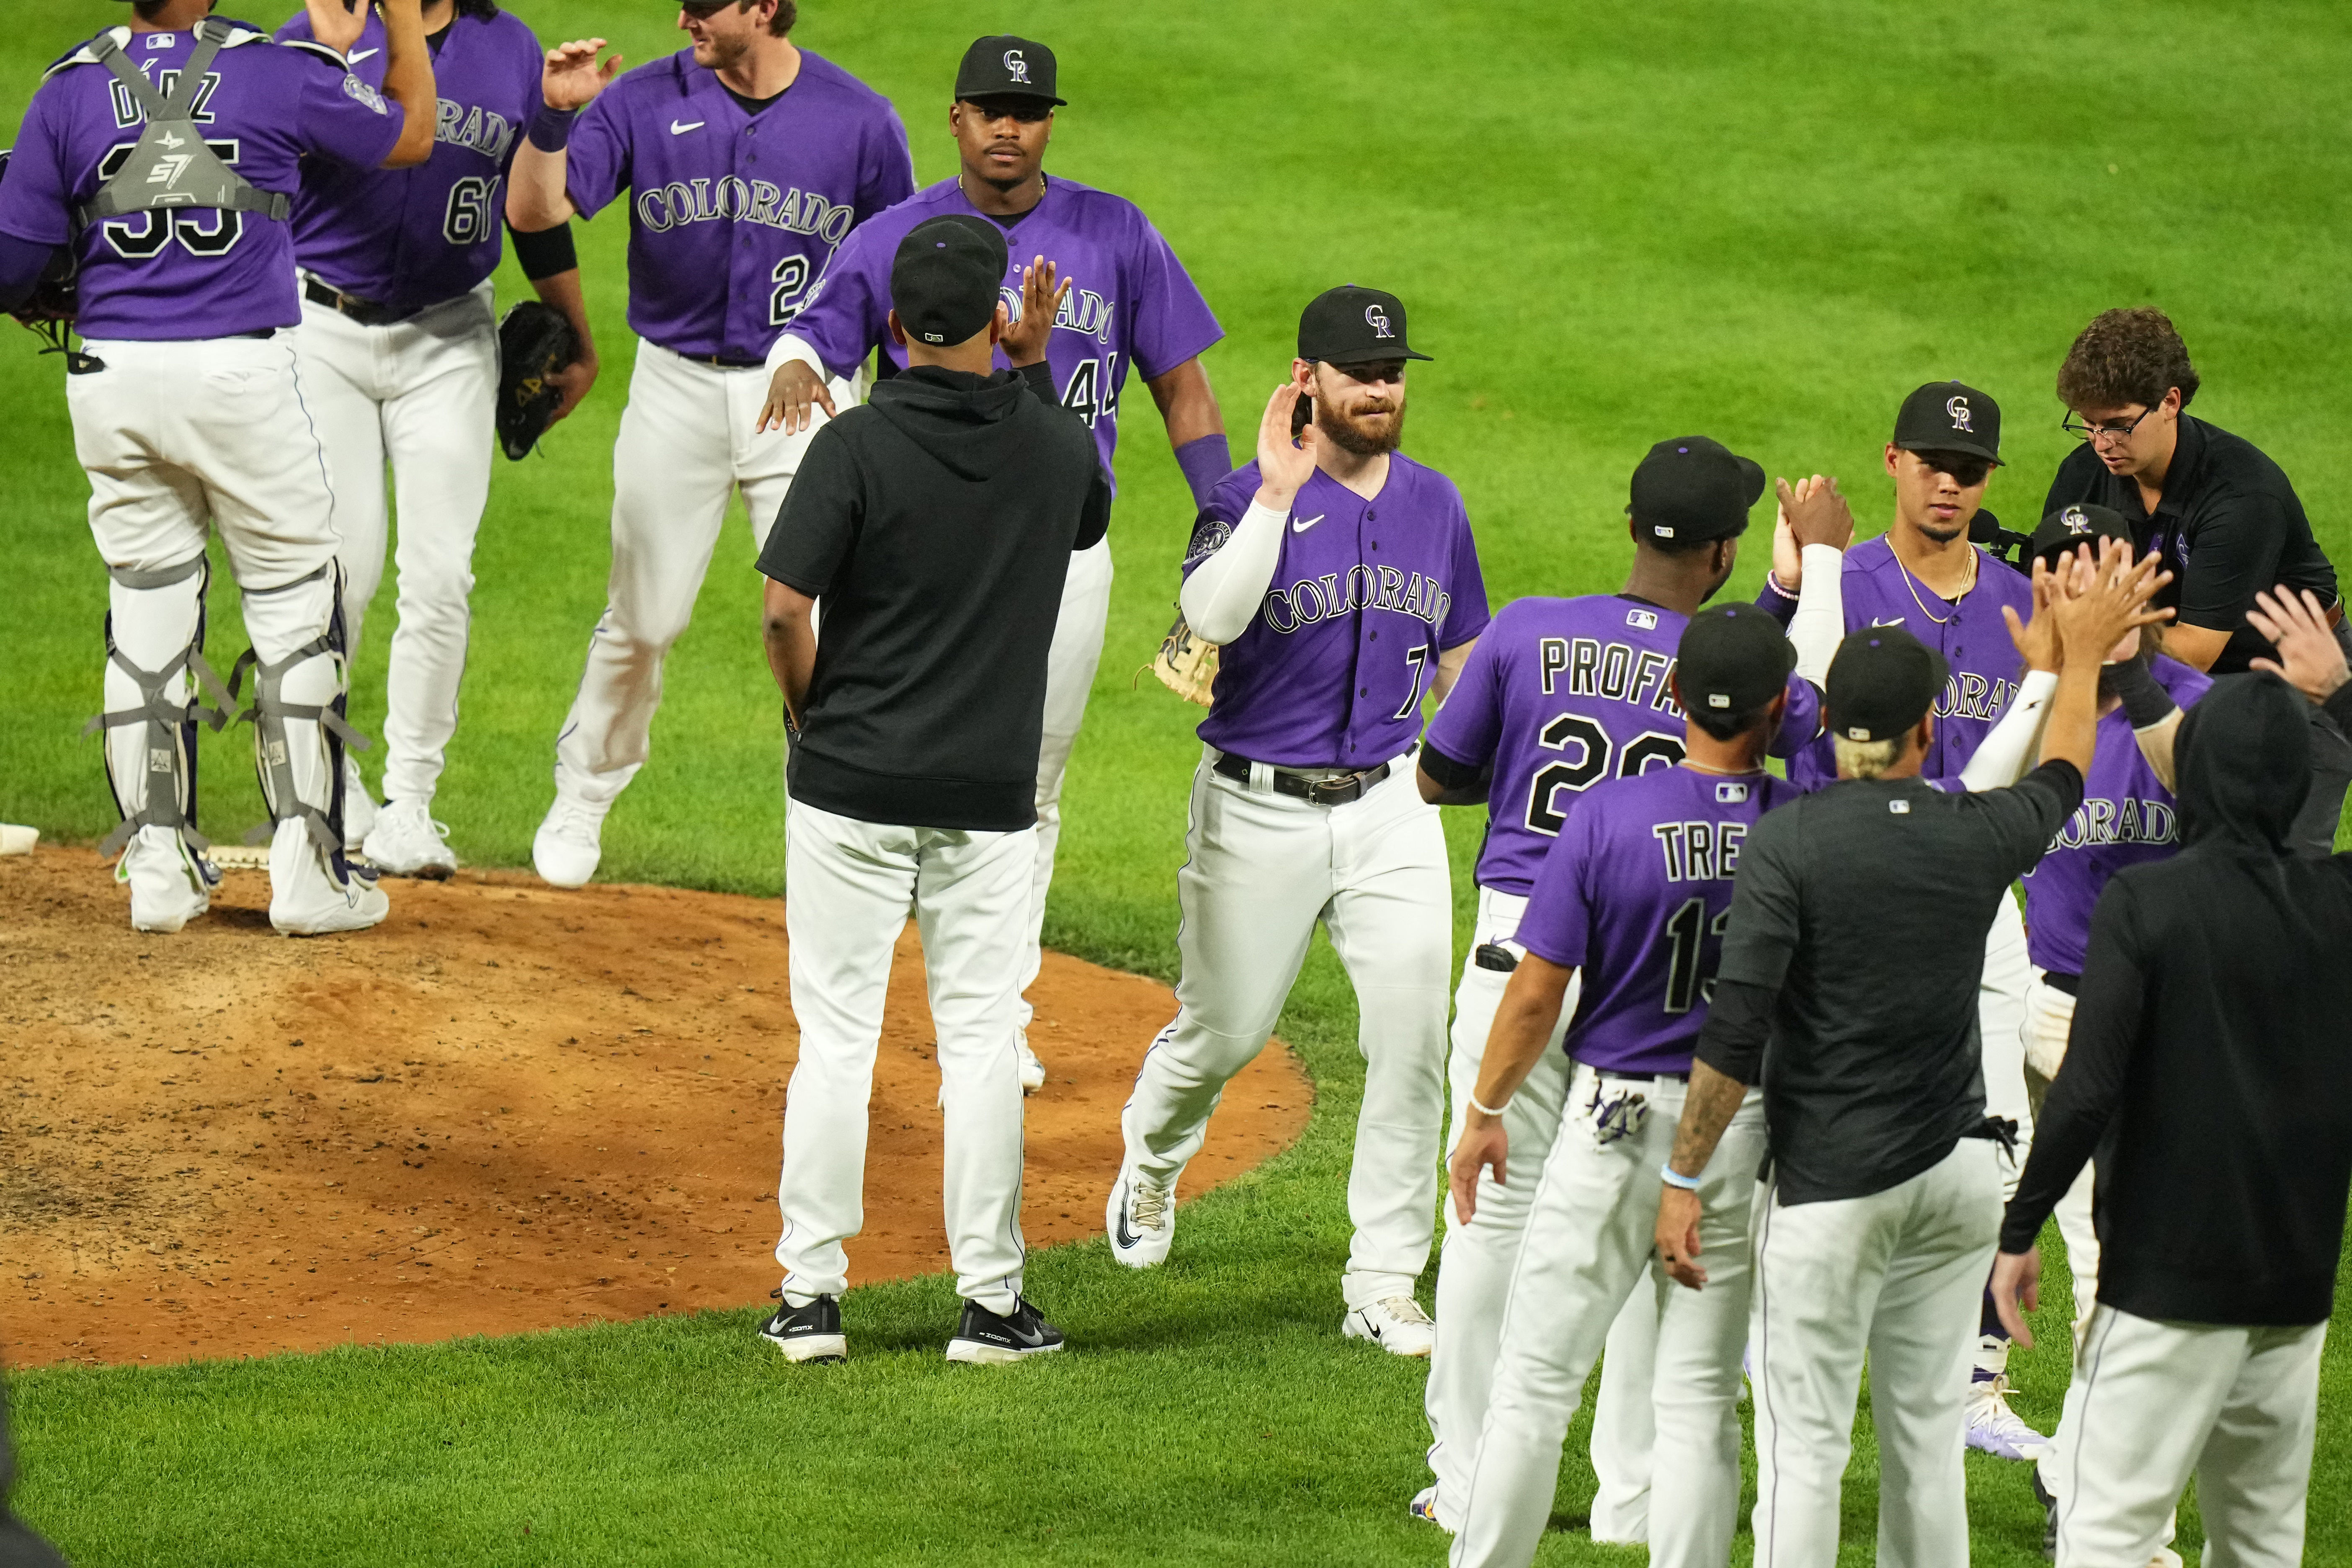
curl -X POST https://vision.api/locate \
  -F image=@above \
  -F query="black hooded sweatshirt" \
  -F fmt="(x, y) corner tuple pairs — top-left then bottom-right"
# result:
(2001, 673), (2352, 1326)
(758, 363), (1110, 831)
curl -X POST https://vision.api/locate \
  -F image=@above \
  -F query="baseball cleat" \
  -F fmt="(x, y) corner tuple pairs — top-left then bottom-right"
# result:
(340, 755), (377, 853)
(1343, 1296), (1436, 1358)
(945, 1296), (1064, 1364)
(1964, 1373), (2051, 1461)
(1105, 1165), (1175, 1268)
(268, 822), (390, 937)
(1016, 1026), (1047, 1094)
(364, 799), (458, 879)
(532, 794), (609, 889)
(1408, 1485), (1451, 1530)
(759, 1290), (846, 1364)
(118, 825), (214, 934)
(2030, 1464), (2058, 1560)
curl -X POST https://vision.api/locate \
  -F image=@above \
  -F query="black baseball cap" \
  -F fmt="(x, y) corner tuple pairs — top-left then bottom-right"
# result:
(956, 36), (1065, 105)
(1677, 603), (1796, 719)
(1893, 380), (2002, 465)
(890, 216), (1008, 348)
(1298, 285), (1431, 366)
(1826, 625), (1949, 743)
(1627, 437), (1765, 545)
(2031, 502), (2133, 567)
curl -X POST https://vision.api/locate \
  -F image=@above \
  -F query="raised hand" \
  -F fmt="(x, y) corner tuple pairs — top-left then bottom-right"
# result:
(1778, 473), (1854, 553)
(304, 0), (372, 55)
(2001, 555), (2064, 674)
(1001, 255), (1069, 369)
(542, 38), (622, 112)
(2248, 586), (2351, 703)
(1252, 381), (1319, 507)
(756, 361), (838, 436)
(2053, 537), (2172, 663)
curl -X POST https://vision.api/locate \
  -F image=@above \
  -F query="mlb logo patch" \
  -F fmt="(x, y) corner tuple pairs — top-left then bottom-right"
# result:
(1715, 782), (1749, 804)
(147, 34), (175, 49)
(1626, 608), (1658, 631)
(1889, 799), (1911, 815)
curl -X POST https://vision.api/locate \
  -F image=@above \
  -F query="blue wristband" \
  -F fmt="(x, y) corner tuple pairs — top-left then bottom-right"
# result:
(1659, 1163), (1702, 1192)
(1173, 433), (1233, 510)
(527, 102), (578, 153)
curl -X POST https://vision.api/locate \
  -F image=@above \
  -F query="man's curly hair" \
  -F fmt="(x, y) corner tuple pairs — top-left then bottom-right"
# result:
(2056, 307), (2200, 412)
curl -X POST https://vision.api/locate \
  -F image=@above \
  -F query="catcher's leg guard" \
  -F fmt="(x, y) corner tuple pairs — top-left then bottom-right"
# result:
(232, 563), (371, 876)
(87, 558), (232, 929)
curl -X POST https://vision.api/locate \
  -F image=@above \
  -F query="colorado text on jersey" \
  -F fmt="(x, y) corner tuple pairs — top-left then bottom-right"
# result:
(1259, 567), (1456, 635)
(633, 178), (858, 243)
(2049, 794), (2179, 851)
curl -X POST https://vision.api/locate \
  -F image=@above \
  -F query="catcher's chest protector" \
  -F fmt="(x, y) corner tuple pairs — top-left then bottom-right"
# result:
(75, 20), (290, 227)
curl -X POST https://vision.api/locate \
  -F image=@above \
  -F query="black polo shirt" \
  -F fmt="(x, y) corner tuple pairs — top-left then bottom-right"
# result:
(2044, 414), (2337, 674)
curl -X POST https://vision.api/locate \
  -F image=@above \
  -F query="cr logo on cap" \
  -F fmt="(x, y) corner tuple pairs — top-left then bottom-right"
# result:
(1365, 303), (1393, 340)
(1945, 395), (1973, 433)
(1003, 49), (1030, 84)
(2063, 505), (2093, 535)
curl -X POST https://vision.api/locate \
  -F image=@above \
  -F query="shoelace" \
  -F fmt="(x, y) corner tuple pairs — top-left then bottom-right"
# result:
(1128, 1178), (1171, 1231)
(1378, 1296), (1432, 1327)
(546, 798), (602, 840)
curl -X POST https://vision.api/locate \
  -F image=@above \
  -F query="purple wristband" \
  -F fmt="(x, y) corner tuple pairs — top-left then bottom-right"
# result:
(1173, 434), (1233, 510)
(527, 102), (578, 153)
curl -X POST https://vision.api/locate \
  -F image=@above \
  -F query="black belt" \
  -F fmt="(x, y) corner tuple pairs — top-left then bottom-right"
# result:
(679, 351), (768, 370)
(304, 277), (428, 328)
(1211, 751), (1394, 805)
(1594, 1067), (1689, 1083)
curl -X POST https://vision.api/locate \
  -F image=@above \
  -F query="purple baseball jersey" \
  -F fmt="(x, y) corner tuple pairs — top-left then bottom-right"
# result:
(0, 23), (405, 340)
(276, 8), (541, 315)
(789, 175), (1221, 491)
(1185, 458), (1489, 768)
(1425, 593), (1825, 896)
(2021, 657), (2210, 975)
(1771, 534), (2035, 787)
(1519, 766), (1805, 1075)
(563, 49), (913, 361)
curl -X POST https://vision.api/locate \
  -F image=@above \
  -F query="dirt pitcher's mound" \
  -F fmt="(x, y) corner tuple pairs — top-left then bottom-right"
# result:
(0, 847), (1308, 1367)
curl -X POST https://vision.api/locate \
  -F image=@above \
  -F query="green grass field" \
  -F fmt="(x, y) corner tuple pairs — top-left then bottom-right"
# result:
(5, 1), (2350, 1562)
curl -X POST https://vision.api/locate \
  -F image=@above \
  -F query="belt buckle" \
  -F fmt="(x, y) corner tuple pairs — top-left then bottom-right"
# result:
(1308, 772), (1363, 806)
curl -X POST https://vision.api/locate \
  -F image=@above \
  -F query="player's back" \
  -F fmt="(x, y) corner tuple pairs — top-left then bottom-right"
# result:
(2, 23), (406, 340)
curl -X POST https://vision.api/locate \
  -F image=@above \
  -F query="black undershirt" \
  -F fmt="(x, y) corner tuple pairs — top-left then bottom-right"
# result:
(726, 84), (789, 116)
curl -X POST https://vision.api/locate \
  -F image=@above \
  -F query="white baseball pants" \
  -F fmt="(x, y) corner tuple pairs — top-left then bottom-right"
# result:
(553, 343), (848, 806)
(775, 800), (1034, 1314)
(1017, 534), (1114, 1030)
(1981, 893), (2035, 1198)
(1586, 1273), (1668, 1543)
(1123, 748), (1451, 1310)
(2053, 1308), (2324, 1568)
(1424, 885), (1578, 1525)
(293, 280), (498, 806)
(1452, 1069), (1767, 1568)
(1748, 1137), (2004, 1568)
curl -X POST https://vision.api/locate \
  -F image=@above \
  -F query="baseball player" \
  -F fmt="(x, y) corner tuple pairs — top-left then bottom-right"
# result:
(1409, 436), (1827, 1532)
(506, 1), (914, 887)
(1763, 382), (2050, 1455)
(758, 35), (1228, 1091)
(1104, 286), (1483, 1355)
(278, 0), (597, 879)
(1444, 603), (1803, 1568)
(0, 0), (437, 935)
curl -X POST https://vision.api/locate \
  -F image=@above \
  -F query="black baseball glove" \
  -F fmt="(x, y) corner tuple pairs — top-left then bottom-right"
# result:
(0, 148), (91, 369)
(496, 300), (580, 461)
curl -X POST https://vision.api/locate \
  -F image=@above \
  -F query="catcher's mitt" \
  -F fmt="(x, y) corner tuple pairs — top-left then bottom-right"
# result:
(1138, 614), (1219, 707)
(1, 148), (96, 372)
(496, 300), (579, 461)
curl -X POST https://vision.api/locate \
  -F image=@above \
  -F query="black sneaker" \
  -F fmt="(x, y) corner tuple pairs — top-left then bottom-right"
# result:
(944, 1296), (1064, 1364)
(2029, 1464), (2058, 1560)
(758, 1289), (846, 1364)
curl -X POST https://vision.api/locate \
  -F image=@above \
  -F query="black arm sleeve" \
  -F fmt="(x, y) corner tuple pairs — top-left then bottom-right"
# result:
(1418, 737), (1490, 792)
(1694, 978), (1775, 1086)
(0, 233), (59, 314)
(1999, 877), (2151, 1251)
(508, 220), (578, 281)
(2107, 658), (2179, 730)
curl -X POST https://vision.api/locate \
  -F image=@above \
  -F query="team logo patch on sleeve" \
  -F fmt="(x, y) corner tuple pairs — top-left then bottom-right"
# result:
(343, 74), (389, 114)
(1184, 516), (1232, 565)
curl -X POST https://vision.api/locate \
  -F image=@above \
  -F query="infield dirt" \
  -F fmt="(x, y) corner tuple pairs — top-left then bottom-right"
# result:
(0, 847), (1309, 1367)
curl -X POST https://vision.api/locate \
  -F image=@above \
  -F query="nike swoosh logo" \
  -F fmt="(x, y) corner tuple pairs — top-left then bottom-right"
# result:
(1115, 1204), (1141, 1250)
(349, 48), (379, 64)
(1870, 616), (1906, 627)
(1290, 514), (1325, 534)
(671, 119), (705, 136)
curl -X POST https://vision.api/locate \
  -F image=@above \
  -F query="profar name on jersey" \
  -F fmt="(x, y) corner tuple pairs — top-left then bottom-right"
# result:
(1538, 635), (1682, 716)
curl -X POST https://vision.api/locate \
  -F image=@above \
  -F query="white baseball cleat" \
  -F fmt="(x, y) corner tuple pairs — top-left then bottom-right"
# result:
(1964, 1373), (2051, 1462)
(365, 799), (458, 879)
(1344, 1296), (1436, 1358)
(532, 794), (609, 889)
(1407, 1485), (1451, 1530)
(1105, 1164), (1175, 1268)
(268, 820), (389, 936)
(117, 825), (213, 934)
(1016, 1026), (1047, 1094)
(340, 755), (377, 852)
(0, 824), (39, 857)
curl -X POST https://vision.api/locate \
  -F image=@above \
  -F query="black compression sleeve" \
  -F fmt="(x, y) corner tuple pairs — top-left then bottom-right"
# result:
(2107, 659), (2179, 729)
(1418, 738), (1488, 791)
(508, 222), (578, 281)
(1693, 977), (1774, 1086)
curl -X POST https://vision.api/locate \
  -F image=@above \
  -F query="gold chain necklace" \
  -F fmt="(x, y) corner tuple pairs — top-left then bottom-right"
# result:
(1895, 543), (1977, 626)
(1681, 759), (1766, 777)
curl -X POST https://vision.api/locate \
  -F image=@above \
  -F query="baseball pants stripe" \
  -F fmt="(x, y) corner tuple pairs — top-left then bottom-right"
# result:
(294, 280), (498, 805)
(2055, 1307), (2324, 1568)
(1749, 1138), (2002, 1568)
(1018, 534), (1114, 1030)
(775, 801), (1033, 1314)
(1123, 748), (1450, 1310)
(1451, 1070), (1765, 1568)
(554, 343), (846, 806)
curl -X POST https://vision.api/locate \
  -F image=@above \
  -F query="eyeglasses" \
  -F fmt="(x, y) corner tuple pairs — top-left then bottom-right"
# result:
(2062, 403), (2159, 446)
